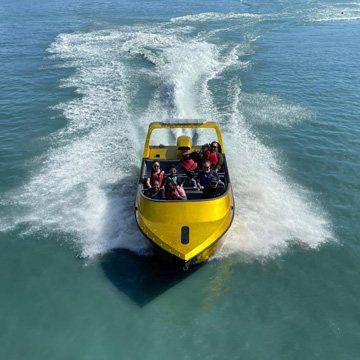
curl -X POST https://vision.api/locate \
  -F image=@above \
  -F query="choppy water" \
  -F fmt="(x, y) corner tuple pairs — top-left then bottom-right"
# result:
(1, 0), (360, 359)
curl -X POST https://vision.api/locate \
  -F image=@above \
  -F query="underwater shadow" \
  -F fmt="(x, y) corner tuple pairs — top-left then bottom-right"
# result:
(99, 171), (202, 307)
(101, 249), (202, 307)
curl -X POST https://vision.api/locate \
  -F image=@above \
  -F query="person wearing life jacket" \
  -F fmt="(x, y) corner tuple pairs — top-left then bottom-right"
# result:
(145, 161), (164, 189)
(179, 149), (202, 172)
(164, 181), (186, 200)
(202, 141), (224, 172)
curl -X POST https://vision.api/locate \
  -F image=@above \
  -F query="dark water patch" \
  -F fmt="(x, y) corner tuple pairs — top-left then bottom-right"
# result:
(101, 249), (202, 307)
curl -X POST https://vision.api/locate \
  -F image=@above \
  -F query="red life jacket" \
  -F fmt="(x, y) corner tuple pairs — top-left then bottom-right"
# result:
(181, 158), (198, 171)
(151, 170), (164, 186)
(165, 189), (180, 200)
(204, 151), (218, 165)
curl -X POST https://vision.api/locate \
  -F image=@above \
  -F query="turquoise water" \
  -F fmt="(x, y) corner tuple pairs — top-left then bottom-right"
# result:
(1, 0), (360, 358)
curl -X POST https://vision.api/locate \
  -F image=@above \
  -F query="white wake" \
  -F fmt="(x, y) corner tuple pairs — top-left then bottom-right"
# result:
(1, 16), (334, 259)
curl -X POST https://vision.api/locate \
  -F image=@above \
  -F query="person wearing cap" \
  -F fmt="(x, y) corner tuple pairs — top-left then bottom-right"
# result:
(202, 178), (226, 199)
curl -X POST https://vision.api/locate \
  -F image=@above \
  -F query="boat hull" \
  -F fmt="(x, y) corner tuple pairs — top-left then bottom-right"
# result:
(147, 232), (228, 270)
(135, 187), (234, 268)
(134, 119), (235, 269)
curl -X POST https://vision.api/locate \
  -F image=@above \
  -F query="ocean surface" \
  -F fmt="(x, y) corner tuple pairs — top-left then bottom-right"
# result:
(1, 0), (360, 358)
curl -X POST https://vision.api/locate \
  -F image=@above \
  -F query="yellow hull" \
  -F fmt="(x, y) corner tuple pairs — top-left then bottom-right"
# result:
(135, 119), (235, 269)
(135, 188), (234, 268)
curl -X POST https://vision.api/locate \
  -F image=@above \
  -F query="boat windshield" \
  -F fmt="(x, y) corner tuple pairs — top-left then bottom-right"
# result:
(149, 127), (218, 147)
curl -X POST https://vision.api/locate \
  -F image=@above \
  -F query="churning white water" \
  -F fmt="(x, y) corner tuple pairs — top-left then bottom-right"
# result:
(1, 18), (333, 259)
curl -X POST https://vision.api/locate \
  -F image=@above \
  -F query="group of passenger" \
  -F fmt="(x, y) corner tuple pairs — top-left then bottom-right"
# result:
(144, 141), (226, 200)
(178, 141), (224, 174)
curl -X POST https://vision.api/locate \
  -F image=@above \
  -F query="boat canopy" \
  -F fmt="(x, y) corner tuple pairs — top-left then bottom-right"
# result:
(161, 119), (205, 125)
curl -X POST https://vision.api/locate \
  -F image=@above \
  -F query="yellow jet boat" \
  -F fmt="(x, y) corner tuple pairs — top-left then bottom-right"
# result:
(135, 119), (235, 269)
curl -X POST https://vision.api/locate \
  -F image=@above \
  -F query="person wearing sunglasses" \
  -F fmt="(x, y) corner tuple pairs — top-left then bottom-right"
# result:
(165, 165), (178, 185)
(202, 141), (224, 172)
(202, 178), (226, 199)
(145, 161), (164, 189)
(197, 160), (219, 190)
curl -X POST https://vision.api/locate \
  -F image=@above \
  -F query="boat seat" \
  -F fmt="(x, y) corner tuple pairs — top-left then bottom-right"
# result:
(184, 190), (204, 200)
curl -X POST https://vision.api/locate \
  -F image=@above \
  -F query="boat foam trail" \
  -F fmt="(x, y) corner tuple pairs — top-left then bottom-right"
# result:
(1, 17), (334, 259)
(215, 81), (334, 259)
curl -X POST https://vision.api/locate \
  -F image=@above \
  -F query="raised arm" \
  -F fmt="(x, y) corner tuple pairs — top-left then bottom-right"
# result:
(145, 169), (152, 188)
(182, 149), (199, 157)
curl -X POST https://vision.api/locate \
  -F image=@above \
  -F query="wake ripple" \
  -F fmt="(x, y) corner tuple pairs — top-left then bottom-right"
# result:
(1, 17), (334, 260)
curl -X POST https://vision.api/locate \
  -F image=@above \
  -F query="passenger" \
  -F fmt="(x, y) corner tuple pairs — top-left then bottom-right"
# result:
(145, 161), (164, 189)
(202, 141), (224, 172)
(144, 180), (161, 200)
(197, 160), (219, 190)
(202, 178), (226, 199)
(178, 149), (202, 172)
(164, 181), (186, 200)
(165, 165), (178, 185)
(166, 165), (187, 199)
(180, 170), (197, 189)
